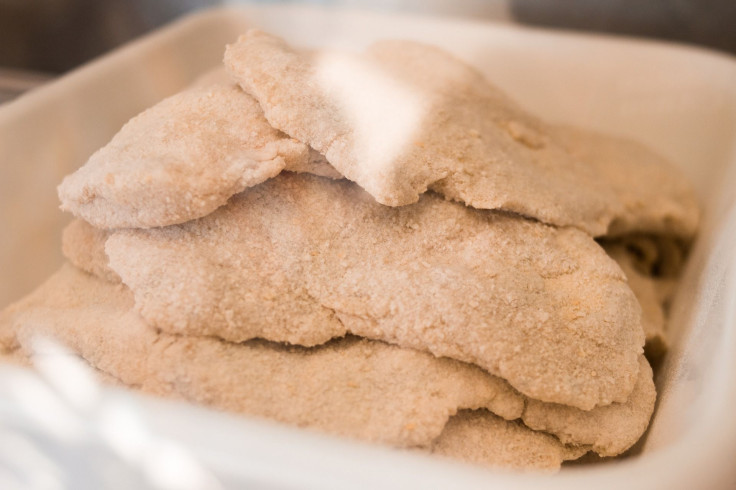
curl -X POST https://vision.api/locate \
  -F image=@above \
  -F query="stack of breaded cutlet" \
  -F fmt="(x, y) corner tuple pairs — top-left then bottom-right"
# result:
(0, 31), (698, 472)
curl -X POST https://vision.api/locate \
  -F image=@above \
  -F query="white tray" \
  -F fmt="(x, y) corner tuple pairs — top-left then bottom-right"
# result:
(1, 5), (735, 489)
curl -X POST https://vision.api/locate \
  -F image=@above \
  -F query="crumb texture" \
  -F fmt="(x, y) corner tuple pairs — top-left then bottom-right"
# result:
(105, 173), (644, 410)
(432, 410), (588, 472)
(57, 80), (314, 229)
(2, 265), (653, 456)
(225, 30), (699, 238)
(62, 219), (118, 283)
(3, 31), (701, 473)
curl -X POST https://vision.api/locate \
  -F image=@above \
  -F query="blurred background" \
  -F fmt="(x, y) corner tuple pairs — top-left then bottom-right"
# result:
(1, 0), (735, 103)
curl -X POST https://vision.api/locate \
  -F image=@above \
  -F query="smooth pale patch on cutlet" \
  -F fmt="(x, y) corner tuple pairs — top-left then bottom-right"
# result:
(103, 173), (645, 410)
(224, 30), (699, 239)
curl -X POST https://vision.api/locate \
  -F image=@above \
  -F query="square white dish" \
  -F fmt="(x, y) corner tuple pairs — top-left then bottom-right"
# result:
(1, 5), (735, 489)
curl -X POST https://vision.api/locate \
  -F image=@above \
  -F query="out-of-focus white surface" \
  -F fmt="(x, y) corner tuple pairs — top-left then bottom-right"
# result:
(0, 5), (735, 489)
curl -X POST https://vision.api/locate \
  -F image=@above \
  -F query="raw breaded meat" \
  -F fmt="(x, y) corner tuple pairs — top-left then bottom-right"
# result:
(1, 264), (654, 456)
(3, 265), (524, 448)
(57, 80), (338, 229)
(432, 410), (588, 472)
(553, 126), (698, 239)
(62, 219), (118, 283)
(225, 30), (698, 238)
(604, 243), (670, 359)
(104, 173), (644, 410)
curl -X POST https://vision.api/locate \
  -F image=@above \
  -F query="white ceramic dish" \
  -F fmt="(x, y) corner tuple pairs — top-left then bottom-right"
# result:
(1, 5), (735, 489)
